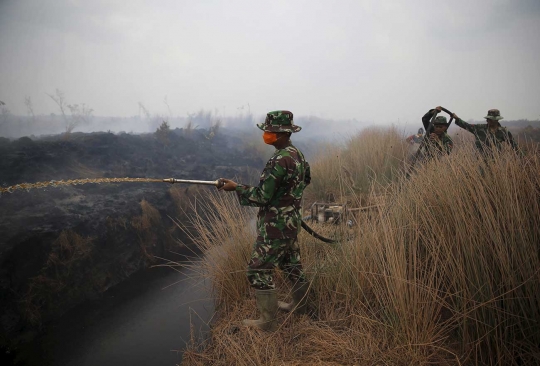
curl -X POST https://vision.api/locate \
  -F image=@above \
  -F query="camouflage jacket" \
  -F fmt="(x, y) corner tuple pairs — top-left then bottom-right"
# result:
(421, 109), (453, 155)
(236, 144), (311, 241)
(424, 133), (453, 155)
(455, 118), (519, 152)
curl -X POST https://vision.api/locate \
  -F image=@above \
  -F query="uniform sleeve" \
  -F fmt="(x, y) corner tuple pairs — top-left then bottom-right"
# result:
(455, 117), (477, 133)
(447, 137), (454, 154)
(304, 161), (311, 186)
(235, 157), (287, 207)
(422, 109), (435, 131)
(506, 130), (520, 152)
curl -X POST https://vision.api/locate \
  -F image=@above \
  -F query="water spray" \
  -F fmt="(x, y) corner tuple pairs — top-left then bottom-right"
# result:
(0, 177), (224, 195)
(0, 176), (338, 243)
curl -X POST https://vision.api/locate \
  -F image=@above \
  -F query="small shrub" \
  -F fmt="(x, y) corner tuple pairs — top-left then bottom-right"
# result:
(155, 120), (171, 146)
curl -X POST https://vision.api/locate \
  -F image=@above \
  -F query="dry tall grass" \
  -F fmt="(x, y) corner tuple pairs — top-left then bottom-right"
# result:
(131, 199), (162, 262)
(180, 129), (540, 365)
(306, 126), (408, 203)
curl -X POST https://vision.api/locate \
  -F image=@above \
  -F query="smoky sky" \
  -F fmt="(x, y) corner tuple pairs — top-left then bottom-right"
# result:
(1, 0), (539, 124)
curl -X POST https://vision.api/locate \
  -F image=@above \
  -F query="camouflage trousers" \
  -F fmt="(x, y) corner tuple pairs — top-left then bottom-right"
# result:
(247, 238), (307, 290)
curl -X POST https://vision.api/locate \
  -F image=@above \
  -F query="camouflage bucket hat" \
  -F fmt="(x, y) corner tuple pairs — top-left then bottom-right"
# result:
(433, 116), (448, 125)
(257, 110), (302, 133)
(484, 109), (503, 120)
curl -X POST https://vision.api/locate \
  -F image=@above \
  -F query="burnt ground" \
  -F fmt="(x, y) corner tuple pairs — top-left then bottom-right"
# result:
(0, 128), (263, 353)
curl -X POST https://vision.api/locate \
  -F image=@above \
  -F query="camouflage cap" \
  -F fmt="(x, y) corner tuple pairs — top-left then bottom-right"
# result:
(257, 110), (302, 133)
(484, 109), (503, 120)
(433, 116), (448, 125)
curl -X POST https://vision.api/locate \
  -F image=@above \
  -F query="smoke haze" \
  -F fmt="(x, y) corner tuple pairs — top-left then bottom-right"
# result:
(1, 0), (539, 126)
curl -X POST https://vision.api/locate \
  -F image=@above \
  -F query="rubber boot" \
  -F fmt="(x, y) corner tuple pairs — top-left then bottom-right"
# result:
(278, 281), (310, 315)
(242, 289), (278, 332)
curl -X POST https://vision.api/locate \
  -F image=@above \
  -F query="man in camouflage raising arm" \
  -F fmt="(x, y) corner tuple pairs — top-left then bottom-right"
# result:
(420, 106), (454, 157)
(453, 108), (519, 154)
(219, 110), (312, 332)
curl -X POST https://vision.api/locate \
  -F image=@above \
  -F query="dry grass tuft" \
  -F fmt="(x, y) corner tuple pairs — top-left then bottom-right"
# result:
(46, 230), (94, 268)
(131, 199), (162, 261)
(22, 230), (94, 325)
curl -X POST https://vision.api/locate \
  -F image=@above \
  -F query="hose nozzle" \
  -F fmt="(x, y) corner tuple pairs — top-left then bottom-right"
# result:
(163, 178), (224, 188)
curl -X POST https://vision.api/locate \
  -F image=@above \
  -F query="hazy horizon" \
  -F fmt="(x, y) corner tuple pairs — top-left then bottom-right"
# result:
(1, 0), (539, 124)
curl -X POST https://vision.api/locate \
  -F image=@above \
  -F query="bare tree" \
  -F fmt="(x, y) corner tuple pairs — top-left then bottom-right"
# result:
(47, 89), (68, 122)
(46, 89), (71, 133)
(47, 89), (93, 135)
(24, 96), (36, 124)
(138, 102), (151, 119)
(163, 96), (172, 118)
(0, 104), (11, 127)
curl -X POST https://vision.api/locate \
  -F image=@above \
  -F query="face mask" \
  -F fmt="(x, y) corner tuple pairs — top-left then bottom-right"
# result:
(263, 131), (278, 145)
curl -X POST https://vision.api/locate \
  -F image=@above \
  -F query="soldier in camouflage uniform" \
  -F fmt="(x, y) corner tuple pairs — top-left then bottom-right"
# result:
(219, 110), (312, 331)
(454, 109), (519, 153)
(412, 107), (453, 166)
(421, 107), (454, 156)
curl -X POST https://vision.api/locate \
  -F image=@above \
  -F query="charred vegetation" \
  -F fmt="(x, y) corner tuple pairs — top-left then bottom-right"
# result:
(0, 127), (262, 349)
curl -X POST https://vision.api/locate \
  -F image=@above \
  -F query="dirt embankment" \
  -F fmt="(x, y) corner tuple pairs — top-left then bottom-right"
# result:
(0, 129), (262, 347)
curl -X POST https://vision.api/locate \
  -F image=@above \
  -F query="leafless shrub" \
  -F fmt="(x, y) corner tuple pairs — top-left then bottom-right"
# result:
(155, 120), (171, 146)
(47, 89), (93, 136)
(184, 119), (198, 137)
(67, 103), (93, 128)
(205, 119), (221, 140)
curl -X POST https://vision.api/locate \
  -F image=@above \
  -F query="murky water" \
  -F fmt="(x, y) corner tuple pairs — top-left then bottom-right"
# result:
(13, 264), (213, 366)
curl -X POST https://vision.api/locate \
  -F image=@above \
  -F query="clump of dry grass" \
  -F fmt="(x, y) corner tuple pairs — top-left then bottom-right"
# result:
(22, 230), (94, 325)
(395, 143), (540, 365)
(179, 192), (255, 308)
(180, 128), (540, 365)
(169, 185), (207, 217)
(46, 230), (94, 268)
(131, 199), (162, 262)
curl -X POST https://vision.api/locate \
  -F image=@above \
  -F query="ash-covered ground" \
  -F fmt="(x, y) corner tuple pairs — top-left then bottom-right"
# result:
(0, 127), (264, 351)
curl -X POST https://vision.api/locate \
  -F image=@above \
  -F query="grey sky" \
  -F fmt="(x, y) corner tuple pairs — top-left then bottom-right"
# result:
(1, 0), (539, 124)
